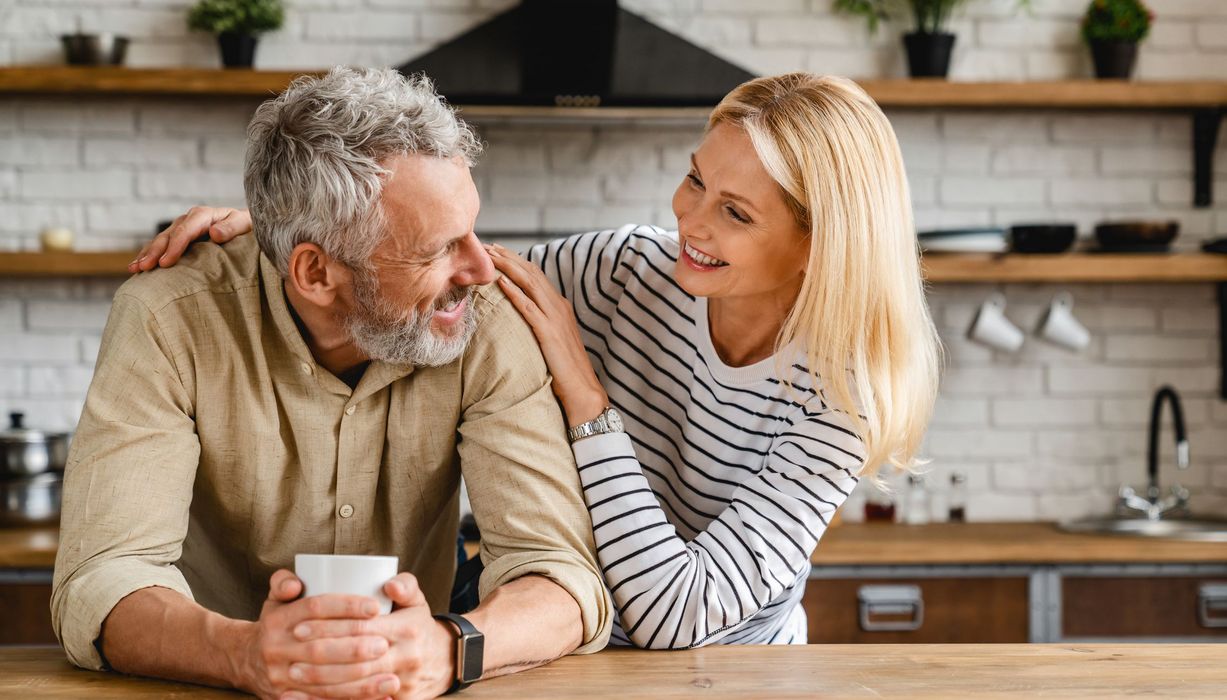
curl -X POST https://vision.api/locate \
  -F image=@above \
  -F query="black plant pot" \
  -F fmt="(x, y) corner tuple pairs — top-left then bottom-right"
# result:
(218, 32), (258, 69)
(903, 32), (956, 78)
(1089, 39), (1138, 80)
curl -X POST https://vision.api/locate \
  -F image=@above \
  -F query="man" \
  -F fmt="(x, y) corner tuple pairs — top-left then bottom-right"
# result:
(52, 67), (611, 700)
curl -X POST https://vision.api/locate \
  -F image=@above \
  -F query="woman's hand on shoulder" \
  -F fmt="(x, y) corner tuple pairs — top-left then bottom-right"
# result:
(128, 206), (253, 273)
(486, 243), (610, 427)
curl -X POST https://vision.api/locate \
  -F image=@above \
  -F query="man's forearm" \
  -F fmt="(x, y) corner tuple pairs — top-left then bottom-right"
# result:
(464, 574), (584, 679)
(100, 586), (253, 689)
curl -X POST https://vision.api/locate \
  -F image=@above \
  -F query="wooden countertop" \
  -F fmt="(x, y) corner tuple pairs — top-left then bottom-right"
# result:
(811, 522), (1227, 565)
(0, 527), (56, 568)
(3, 644), (1226, 698)
(4, 522), (1225, 570)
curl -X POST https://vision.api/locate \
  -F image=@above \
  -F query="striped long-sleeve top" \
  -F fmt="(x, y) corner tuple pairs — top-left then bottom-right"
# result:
(526, 224), (866, 648)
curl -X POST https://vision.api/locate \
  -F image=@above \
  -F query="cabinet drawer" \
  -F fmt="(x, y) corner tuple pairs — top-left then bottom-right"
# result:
(0, 581), (56, 645)
(803, 576), (1029, 643)
(1062, 576), (1227, 638)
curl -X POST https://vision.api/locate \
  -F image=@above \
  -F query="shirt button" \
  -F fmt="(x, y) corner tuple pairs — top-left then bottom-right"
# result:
(300, 362), (312, 375)
(345, 405), (356, 416)
(338, 504), (354, 518)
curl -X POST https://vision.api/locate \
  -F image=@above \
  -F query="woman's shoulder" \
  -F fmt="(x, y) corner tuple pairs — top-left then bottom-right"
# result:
(530, 224), (682, 289)
(548, 224), (678, 264)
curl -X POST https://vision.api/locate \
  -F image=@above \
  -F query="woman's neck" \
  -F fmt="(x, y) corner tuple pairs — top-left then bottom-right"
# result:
(707, 290), (797, 368)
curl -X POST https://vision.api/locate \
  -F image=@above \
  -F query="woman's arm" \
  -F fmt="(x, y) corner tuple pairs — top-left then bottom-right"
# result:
(573, 414), (862, 648)
(129, 206), (252, 273)
(490, 227), (864, 648)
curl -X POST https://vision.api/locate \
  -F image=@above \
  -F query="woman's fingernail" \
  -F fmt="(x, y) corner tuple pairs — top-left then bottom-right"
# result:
(364, 601), (379, 616)
(293, 623), (310, 639)
(378, 678), (397, 694)
(289, 664), (305, 682)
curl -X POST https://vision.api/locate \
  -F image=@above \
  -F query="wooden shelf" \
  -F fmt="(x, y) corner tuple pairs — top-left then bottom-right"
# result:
(0, 67), (319, 97)
(1, 67), (1225, 109)
(4, 250), (1227, 282)
(922, 252), (1227, 283)
(0, 251), (137, 277)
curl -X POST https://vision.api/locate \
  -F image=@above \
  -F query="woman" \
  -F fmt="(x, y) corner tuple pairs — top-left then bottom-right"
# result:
(133, 73), (940, 648)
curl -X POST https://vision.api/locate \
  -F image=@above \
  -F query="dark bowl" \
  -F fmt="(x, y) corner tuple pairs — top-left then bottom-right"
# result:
(61, 33), (129, 66)
(1094, 220), (1179, 250)
(1008, 223), (1077, 254)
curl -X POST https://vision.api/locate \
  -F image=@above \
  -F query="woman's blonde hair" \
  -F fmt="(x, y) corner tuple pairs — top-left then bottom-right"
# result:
(708, 73), (941, 477)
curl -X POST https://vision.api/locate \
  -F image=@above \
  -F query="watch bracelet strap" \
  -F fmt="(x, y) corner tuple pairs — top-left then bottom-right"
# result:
(567, 408), (608, 443)
(434, 613), (481, 694)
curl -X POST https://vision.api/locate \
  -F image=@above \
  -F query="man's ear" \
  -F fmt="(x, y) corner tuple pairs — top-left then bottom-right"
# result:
(286, 243), (351, 306)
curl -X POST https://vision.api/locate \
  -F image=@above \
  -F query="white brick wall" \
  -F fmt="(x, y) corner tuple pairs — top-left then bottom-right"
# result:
(3, 0), (1227, 521)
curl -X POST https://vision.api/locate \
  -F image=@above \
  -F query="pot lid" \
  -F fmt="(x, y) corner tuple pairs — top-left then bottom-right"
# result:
(0, 412), (68, 444)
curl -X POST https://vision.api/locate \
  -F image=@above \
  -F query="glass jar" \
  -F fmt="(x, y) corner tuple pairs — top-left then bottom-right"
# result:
(863, 479), (896, 523)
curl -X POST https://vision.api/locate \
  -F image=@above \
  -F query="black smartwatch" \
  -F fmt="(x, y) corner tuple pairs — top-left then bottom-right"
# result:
(434, 613), (484, 694)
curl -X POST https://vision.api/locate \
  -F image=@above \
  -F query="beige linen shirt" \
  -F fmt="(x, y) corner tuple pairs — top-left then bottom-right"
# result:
(52, 235), (611, 670)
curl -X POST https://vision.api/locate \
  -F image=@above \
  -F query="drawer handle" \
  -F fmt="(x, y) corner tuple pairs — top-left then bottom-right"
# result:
(858, 584), (924, 632)
(1198, 583), (1227, 628)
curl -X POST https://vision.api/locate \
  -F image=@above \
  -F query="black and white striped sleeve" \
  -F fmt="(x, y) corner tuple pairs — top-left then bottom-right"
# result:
(571, 413), (864, 649)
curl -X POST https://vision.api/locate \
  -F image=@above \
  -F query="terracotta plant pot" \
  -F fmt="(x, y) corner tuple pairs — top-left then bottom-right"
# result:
(903, 32), (956, 78)
(1089, 39), (1138, 80)
(218, 32), (258, 69)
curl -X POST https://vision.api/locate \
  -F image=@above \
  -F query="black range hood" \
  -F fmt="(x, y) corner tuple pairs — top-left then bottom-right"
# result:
(398, 0), (755, 107)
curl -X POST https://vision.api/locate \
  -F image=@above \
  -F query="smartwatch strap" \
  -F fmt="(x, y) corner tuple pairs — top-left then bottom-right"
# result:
(434, 612), (484, 694)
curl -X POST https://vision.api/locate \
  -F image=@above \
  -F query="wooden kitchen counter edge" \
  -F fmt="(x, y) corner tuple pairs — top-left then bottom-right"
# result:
(3, 644), (1226, 698)
(4, 522), (1224, 569)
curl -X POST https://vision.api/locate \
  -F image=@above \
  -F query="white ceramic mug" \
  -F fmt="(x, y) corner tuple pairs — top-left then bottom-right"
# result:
(967, 293), (1024, 352)
(294, 554), (399, 614)
(1036, 291), (1090, 351)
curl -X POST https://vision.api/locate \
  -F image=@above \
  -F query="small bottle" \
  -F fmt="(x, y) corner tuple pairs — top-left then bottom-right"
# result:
(948, 472), (968, 523)
(904, 474), (929, 525)
(863, 480), (896, 523)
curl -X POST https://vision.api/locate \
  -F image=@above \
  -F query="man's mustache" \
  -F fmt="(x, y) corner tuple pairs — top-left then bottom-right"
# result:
(434, 285), (472, 311)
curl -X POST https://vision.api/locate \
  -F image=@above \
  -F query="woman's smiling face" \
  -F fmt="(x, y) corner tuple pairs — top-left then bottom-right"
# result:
(670, 122), (810, 307)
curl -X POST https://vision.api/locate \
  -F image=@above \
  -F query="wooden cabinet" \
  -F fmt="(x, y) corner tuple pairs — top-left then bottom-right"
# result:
(0, 579), (56, 645)
(804, 563), (1227, 643)
(803, 575), (1030, 643)
(1063, 575), (1227, 639)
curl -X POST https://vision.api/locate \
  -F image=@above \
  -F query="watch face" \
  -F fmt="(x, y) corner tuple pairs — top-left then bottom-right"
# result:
(605, 407), (623, 432)
(460, 633), (484, 682)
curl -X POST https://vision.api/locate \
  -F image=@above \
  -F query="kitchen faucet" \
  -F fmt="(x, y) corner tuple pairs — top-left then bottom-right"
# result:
(1116, 385), (1191, 521)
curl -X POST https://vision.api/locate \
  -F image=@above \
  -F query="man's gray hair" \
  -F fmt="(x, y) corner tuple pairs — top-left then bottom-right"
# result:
(244, 66), (482, 275)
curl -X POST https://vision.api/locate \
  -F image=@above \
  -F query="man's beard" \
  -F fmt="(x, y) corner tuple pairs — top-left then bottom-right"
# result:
(345, 268), (477, 367)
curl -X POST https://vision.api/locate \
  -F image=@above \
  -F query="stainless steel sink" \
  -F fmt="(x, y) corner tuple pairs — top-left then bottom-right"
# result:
(1059, 516), (1227, 542)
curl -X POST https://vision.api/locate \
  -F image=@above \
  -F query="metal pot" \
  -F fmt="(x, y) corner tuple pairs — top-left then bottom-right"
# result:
(60, 33), (129, 66)
(0, 473), (62, 527)
(1, 413), (70, 478)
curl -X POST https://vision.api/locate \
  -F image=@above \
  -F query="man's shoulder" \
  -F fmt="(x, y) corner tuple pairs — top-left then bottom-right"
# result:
(115, 237), (263, 313)
(461, 281), (545, 372)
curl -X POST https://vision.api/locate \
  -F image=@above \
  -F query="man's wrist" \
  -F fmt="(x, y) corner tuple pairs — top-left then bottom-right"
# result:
(216, 618), (258, 691)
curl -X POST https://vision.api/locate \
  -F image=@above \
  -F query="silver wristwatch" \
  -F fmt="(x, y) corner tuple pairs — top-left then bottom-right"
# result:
(567, 406), (624, 443)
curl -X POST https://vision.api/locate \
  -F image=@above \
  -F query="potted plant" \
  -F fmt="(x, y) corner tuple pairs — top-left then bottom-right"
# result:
(1081, 0), (1153, 80)
(187, 0), (285, 69)
(835, 0), (1029, 78)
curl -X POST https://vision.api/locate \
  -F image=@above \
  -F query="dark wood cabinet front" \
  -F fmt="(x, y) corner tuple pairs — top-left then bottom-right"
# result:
(803, 576), (1030, 644)
(0, 581), (56, 645)
(1063, 576), (1227, 638)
